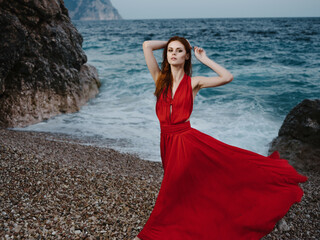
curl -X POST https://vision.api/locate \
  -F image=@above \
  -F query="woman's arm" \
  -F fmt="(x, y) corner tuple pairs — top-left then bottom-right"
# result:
(192, 46), (233, 89)
(142, 40), (167, 83)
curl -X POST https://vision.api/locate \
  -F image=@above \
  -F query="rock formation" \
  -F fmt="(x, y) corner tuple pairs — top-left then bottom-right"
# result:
(268, 99), (320, 172)
(0, 0), (101, 128)
(64, 0), (122, 21)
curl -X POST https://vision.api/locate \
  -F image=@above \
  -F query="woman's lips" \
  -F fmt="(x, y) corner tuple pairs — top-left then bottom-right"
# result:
(171, 57), (177, 61)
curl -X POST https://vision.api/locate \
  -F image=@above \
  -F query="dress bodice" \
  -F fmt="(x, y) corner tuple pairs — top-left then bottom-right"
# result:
(156, 74), (193, 125)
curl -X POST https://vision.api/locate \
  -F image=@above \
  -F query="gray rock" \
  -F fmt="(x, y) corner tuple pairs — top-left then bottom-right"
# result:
(64, 0), (122, 20)
(278, 99), (320, 146)
(13, 223), (22, 233)
(0, 0), (101, 127)
(277, 218), (290, 232)
(268, 99), (320, 172)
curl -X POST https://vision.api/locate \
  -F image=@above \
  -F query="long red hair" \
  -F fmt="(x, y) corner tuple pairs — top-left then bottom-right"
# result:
(154, 36), (192, 99)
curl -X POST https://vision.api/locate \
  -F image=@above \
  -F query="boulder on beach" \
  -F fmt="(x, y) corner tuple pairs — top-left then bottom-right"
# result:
(0, 0), (101, 128)
(268, 99), (320, 172)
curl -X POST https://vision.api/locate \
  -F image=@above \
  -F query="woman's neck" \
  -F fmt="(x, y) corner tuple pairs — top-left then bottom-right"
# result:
(171, 66), (185, 83)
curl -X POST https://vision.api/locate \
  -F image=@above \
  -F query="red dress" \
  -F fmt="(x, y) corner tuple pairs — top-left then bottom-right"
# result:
(137, 73), (308, 240)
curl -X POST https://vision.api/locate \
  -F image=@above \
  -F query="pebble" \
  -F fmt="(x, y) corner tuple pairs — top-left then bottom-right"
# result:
(13, 224), (22, 233)
(277, 219), (290, 232)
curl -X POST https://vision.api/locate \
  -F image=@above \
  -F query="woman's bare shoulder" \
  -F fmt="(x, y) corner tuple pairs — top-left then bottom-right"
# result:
(191, 76), (201, 89)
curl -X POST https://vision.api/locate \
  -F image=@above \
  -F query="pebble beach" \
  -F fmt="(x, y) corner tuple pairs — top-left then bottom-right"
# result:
(0, 128), (319, 239)
(1, 1), (319, 239)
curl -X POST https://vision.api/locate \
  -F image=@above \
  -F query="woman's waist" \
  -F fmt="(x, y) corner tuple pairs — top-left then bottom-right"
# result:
(160, 121), (191, 134)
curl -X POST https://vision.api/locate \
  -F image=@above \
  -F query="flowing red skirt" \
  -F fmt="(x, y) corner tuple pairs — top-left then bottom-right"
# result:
(137, 121), (307, 240)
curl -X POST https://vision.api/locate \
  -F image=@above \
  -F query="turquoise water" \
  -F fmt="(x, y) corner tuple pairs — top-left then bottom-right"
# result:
(20, 18), (320, 161)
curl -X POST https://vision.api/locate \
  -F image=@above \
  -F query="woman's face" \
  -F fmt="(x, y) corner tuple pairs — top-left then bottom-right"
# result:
(167, 40), (189, 66)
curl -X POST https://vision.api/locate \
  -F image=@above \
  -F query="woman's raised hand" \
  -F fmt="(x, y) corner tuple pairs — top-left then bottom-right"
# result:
(143, 41), (167, 83)
(194, 46), (208, 62)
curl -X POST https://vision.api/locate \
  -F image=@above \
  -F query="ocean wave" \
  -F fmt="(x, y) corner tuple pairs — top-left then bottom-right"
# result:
(20, 17), (320, 162)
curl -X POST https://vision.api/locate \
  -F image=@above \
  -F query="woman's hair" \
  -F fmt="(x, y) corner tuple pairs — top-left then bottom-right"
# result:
(154, 36), (192, 99)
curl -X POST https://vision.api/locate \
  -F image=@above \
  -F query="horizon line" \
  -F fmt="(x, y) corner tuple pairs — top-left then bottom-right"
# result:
(73, 16), (320, 21)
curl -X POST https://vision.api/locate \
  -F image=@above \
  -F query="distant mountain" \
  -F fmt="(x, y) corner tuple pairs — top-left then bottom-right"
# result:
(64, 0), (122, 20)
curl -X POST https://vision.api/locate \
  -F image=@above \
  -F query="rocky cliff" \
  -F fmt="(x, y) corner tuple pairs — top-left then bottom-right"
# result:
(64, 0), (122, 20)
(269, 99), (320, 172)
(0, 0), (101, 128)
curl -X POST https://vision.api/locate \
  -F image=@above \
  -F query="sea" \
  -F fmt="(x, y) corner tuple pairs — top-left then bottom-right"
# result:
(17, 17), (320, 162)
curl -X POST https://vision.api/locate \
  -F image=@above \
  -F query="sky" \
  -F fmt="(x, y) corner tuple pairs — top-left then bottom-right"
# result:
(111, 0), (320, 19)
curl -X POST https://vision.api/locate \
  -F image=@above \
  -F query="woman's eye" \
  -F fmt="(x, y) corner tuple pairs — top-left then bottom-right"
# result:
(168, 49), (173, 52)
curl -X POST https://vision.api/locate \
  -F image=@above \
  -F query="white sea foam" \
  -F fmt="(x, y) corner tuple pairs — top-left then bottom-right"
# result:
(15, 18), (320, 162)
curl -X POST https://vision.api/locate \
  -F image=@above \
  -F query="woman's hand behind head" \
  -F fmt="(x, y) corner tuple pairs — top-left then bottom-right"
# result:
(194, 46), (208, 63)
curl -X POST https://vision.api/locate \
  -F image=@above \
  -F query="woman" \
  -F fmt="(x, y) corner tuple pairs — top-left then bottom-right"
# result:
(133, 36), (307, 240)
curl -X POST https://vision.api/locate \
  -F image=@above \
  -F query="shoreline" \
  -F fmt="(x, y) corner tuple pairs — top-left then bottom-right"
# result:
(9, 127), (159, 163)
(0, 128), (318, 239)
